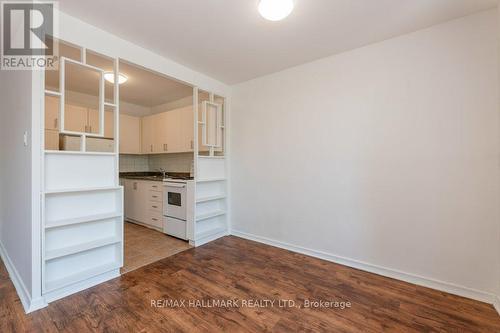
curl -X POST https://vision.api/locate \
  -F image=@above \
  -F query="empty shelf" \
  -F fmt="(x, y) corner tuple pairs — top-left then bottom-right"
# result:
(45, 150), (116, 156)
(196, 210), (226, 222)
(197, 178), (226, 183)
(196, 194), (226, 203)
(44, 261), (120, 293)
(45, 186), (121, 195)
(45, 212), (122, 229)
(45, 237), (121, 261)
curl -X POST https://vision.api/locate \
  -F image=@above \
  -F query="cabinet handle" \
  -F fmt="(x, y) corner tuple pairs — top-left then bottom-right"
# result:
(133, 182), (137, 190)
(190, 140), (194, 149)
(150, 144), (153, 152)
(163, 143), (168, 151)
(152, 218), (158, 221)
(152, 195), (158, 198)
(54, 118), (58, 129)
(152, 205), (158, 209)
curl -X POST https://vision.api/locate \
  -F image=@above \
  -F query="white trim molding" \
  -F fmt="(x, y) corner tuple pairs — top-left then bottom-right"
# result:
(231, 229), (500, 314)
(0, 241), (47, 313)
(493, 295), (500, 315)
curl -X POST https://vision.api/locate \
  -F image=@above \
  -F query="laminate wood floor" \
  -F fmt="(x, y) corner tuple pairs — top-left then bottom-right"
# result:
(1, 236), (499, 332)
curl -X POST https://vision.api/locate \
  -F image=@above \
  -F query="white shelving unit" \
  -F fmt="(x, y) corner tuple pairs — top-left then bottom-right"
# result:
(192, 92), (228, 246)
(41, 46), (123, 302)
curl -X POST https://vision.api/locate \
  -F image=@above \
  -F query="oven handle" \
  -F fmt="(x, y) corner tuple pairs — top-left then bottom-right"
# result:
(165, 183), (186, 188)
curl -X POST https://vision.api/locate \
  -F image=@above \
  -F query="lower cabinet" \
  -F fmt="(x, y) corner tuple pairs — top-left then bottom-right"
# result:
(123, 179), (163, 230)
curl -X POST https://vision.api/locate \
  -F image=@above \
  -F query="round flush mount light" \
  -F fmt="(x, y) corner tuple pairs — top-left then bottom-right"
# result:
(104, 72), (128, 84)
(258, 0), (294, 21)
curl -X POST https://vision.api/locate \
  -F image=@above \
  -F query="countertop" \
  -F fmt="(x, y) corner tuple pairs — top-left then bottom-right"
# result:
(119, 172), (193, 182)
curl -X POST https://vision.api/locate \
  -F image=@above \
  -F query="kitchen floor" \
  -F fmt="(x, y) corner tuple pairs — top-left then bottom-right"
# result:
(122, 222), (191, 273)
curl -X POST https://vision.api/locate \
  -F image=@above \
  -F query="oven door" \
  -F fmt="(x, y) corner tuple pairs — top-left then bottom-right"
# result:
(164, 183), (187, 221)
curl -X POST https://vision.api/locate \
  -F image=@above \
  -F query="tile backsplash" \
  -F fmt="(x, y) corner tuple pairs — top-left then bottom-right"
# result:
(119, 155), (149, 172)
(119, 153), (194, 173)
(149, 153), (194, 173)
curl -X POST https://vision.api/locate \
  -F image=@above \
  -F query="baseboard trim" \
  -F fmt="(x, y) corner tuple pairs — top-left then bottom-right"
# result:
(231, 230), (499, 311)
(0, 241), (48, 313)
(191, 230), (228, 247)
(493, 295), (500, 315)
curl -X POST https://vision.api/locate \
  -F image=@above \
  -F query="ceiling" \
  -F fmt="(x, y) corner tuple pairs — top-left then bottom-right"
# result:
(46, 43), (193, 107)
(58, 0), (497, 84)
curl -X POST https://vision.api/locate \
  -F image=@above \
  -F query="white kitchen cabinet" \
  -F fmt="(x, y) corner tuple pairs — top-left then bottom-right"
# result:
(141, 107), (195, 154)
(45, 129), (60, 150)
(104, 111), (114, 138)
(64, 104), (87, 133)
(88, 108), (100, 134)
(45, 95), (59, 130)
(152, 112), (165, 153)
(141, 115), (155, 154)
(180, 106), (195, 152)
(119, 114), (141, 154)
(123, 179), (163, 231)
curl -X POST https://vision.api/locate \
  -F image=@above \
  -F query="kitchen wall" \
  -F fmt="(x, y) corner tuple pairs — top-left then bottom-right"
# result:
(119, 153), (194, 173)
(230, 9), (500, 302)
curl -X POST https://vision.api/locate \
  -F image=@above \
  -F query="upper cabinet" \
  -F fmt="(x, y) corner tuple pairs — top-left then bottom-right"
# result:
(141, 107), (194, 154)
(120, 114), (141, 154)
(45, 95), (59, 130)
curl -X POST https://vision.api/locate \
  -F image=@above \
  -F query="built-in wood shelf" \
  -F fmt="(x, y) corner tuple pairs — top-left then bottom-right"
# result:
(45, 150), (116, 156)
(45, 212), (122, 229)
(196, 195), (226, 203)
(196, 178), (226, 183)
(45, 186), (122, 195)
(44, 261), (120, 293)
(196, 210), (226, 222)
(45, 237), (121, 261)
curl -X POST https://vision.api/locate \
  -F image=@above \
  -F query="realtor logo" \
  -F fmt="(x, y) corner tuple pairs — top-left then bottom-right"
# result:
(1, 1), (58, 70)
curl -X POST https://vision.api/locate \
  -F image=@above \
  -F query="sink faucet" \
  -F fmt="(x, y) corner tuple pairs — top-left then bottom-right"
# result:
(157, 168), (167, 179)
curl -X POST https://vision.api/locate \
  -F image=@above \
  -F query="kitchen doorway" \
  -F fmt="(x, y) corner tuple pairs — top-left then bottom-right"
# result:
(116, 60), (196, 272)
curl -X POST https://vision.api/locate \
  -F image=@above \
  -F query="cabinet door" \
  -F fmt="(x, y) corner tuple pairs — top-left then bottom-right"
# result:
(152, 113), (166, 153)
(45, 129), (59, 150)
(104, 111), (114, 138)
(180, 106), (194, 152)
(64, 104), (87, 133)
(141, 115), (154, 154)
(164, 110), (182, 153)
(88, 108), (100, 134)
(45, 95), (59, 130)
(119, 114), (141, 154)
(136, 181), (153, 225)
(123, 179), (136, 221)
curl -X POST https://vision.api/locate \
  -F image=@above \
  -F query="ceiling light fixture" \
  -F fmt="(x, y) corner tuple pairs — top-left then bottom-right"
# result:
(104, 72), (128, 84)
(258, 0), (294, 21)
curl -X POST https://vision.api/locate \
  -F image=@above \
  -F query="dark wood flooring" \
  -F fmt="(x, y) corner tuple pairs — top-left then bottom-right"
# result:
(1, 236), (499, 332)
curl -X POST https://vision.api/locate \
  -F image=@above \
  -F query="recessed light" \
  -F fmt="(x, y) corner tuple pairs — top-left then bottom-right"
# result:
(258, 0), (294, 21)
(104, 72), (128, 84)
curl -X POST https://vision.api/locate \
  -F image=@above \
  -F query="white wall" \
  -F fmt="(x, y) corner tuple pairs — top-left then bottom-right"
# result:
(0, 70), (34, 300)
(230, 10), (500, 299)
